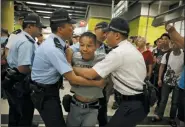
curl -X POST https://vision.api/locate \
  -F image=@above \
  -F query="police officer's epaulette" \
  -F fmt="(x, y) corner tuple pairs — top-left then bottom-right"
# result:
(54, 37), (66, 51)
(12, 29), (22, 35)
(25, 35), (35, 44)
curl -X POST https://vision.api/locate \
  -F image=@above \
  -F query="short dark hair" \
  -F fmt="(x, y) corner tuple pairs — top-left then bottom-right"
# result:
(50, 23), (65, 33)
(154, 37), (161, 45)
(161, 33), (170, 40)
(80, 32), (97, 45)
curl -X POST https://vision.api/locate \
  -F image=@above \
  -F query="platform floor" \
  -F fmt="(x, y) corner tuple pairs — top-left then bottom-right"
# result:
(1, 80), (178, 127)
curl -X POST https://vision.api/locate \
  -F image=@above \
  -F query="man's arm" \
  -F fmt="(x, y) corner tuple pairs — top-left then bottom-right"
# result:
(73, 51), (122, 79)
(18, 66), (31, 74)
(66, 43), (80, 64)
(147, 64), (153, 79)
(65, 48), (74, 64)
(73, 67), (99, 79)
(158, 53), (167, 87)
(166, 24), (184, 49)
(17, 41), (33, 74)
(147, 51), (154, 79)
(158, 64), (165, 87)
(5, 48), (9, 58)
(64, 71), (105, 88)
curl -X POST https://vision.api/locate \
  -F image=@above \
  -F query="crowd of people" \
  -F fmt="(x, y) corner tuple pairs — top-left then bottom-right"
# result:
(1, 7), (184, 127)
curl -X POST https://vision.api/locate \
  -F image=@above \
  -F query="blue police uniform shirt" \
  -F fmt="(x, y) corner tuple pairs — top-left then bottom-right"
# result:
(178, 67), (184, 89)
(70, 42), (106, 53)
(31, 33), (72, 85)
(7, 31), (35, 68)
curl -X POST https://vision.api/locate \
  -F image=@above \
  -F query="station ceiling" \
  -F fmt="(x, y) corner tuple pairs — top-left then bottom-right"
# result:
(14, 0), (181, 20)
(14, 0), (120, 20)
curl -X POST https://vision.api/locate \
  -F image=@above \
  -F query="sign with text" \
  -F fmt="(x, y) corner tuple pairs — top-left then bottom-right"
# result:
(112, 0), (128, 18)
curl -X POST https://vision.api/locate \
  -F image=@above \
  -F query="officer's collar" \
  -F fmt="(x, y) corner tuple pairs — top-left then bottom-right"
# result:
(118, 39), (128, 46)
(50, 33), (65, 48)
(22, 31), (36, 43)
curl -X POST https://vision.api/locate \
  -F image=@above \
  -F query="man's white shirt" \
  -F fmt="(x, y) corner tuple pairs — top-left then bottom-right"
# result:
(93, 40), (147, 95)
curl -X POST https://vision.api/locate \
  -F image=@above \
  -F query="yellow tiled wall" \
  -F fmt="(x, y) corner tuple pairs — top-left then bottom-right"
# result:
(129, 16), (166, 45)
(1, 1), (14, 33)
(138, 16), (165, 44)
(129, 18), (140, 36)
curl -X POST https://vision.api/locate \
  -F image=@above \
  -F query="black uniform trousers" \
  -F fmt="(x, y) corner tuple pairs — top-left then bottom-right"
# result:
(105, 94), (148, 127)
(7, 89), (34, 127)
(98, 87), (108, 126)
(34, 85), (66, 127)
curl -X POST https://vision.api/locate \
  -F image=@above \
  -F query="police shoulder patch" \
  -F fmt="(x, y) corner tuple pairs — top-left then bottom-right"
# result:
(54, 37), (66, 51)
(12, 29), (22, 35)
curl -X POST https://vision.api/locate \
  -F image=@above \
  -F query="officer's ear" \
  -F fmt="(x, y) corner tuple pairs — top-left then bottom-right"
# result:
(57, 25), (66, 34)
(115, 32), (121, 40)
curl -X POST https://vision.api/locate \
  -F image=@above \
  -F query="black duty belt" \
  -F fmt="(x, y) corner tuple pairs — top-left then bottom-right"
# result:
(121, 93), (144, 101)
(30, 81), (59, 95)
(71, 97), (100, 109)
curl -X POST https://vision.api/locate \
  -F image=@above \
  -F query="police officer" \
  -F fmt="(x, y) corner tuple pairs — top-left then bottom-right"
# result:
(5, 13), (29, 58)
(30, 8), (105, 127)
(73, 17), (149, 127)
(5, 13), (45, 127)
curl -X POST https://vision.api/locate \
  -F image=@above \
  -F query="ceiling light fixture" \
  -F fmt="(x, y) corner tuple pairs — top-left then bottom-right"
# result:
(51, 4), (71, 8)
(36, 10), (52, 13)
(43, 16), (50, 19)
(26, 2), (46, 6)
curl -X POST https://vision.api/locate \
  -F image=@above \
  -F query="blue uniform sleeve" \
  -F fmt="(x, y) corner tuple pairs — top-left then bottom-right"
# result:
(47, 48), (73, 75)
(18, 41), (34, 66)
(70, 43), (80, 52)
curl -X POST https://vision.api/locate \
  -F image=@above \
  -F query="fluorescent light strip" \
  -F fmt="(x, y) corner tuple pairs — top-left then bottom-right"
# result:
(26, 2), (46, 6)
(43, 16), (50, 19)
(36, 10), (52, 14)
(51, 4), (71, 8)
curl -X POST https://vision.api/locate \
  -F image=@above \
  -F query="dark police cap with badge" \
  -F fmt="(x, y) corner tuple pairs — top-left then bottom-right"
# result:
(105, 17), (130, 36)
(95, 22), (109, 32)
(23, 13), (46, 28)
(50, 8), (77, 25)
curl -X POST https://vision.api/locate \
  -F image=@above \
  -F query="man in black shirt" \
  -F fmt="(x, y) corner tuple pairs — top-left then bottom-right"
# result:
(152, 33), (171, 115)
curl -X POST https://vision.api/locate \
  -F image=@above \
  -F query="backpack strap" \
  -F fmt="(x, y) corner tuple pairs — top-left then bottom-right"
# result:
(163, 50), (172, 78)
(112, 74), (143, 92)
(165, 51), (171, 65)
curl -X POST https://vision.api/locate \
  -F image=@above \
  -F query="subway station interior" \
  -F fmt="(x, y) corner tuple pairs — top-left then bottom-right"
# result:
(1, 0), (185, 127)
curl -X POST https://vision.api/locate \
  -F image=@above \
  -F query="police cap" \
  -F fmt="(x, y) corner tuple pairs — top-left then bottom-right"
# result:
(23, 13), (46, 28)
(105, 17), (130, 36)
(50, 8), (76, 25)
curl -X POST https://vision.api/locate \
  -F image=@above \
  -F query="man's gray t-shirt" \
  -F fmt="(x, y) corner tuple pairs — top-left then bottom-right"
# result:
(71, 52), (106, 99)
